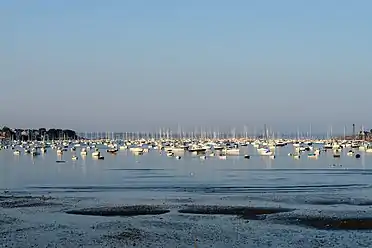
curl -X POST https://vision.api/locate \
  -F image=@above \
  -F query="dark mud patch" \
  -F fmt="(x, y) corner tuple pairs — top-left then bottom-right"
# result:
(178, 205), (293, 219)
(66, 205), (170, 217)
(105, 228), (143, 242)
(240, 194), (372, 207)
(0, 195), (54, 200)
(279, 216), (372, 230)
(166, 197), (194, 204)
(0, 199), (60, 209)
(306, 199), (372, 206)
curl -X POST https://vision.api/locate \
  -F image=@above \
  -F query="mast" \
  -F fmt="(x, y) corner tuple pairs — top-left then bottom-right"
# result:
(296, 127), (299, 141)
(343, 126), (346, 140)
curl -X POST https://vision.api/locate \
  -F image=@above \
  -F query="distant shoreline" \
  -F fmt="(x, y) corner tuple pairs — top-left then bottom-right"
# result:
(1, 126), (371, 141)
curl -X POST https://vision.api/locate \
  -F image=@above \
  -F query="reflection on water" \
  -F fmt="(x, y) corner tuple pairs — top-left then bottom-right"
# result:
(362, 152), (366, 169)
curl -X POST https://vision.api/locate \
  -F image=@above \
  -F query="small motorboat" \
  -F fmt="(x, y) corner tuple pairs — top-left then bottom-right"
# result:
(166, 152), (174, 157)
(308, 153), (318, 158)
(292, 154), (300, 159)
(107, 149), (118, 154)
(80, 148), (87, 156)
(92, 149), (100, 157)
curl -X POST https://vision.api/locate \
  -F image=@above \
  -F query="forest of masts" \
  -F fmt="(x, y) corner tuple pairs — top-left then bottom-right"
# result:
(75, 124), (356, 141)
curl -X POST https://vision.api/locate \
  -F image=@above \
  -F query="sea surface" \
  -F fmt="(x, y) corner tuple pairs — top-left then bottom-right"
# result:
(1, 145), (372, 247)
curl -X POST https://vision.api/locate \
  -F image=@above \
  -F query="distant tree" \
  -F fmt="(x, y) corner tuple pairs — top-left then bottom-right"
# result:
(14, 129), (22, 140)
(0, 126), (78, 140)
(47, 129), (57, 140)
(20, 130), (28, 141)
(63, 129), (77, 139)
(1, 126), (16, 139)
(2, 126), (10, 133)
(39, 128), (46, 135)
(58, 130), (62, 139)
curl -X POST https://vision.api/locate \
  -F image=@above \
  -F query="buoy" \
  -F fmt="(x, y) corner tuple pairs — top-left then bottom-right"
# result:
(356, 154), (361, 158)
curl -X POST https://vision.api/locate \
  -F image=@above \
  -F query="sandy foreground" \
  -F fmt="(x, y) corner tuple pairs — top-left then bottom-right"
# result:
(1, 194), (372, 248)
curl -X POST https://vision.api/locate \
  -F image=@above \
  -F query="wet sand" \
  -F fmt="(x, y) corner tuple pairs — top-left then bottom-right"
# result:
(103, 228), (144, 246)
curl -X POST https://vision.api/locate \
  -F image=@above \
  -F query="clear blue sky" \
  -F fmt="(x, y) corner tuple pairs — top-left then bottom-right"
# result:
(1, 0), (371, 133)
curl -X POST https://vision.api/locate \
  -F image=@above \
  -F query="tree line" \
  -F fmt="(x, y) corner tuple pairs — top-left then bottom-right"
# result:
(1, 126), (78, 141)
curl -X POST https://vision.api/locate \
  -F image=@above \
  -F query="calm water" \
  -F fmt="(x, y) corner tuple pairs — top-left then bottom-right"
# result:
(1, 145), (372, 247)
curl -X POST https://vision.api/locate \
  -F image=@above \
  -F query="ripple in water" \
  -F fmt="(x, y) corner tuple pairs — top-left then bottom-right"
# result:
(26, 183), (368, 193)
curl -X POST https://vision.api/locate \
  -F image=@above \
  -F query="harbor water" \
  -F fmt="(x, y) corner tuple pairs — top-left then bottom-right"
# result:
(1, 145), (372, 247)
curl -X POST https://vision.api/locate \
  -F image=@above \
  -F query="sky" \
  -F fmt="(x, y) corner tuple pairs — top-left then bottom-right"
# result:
(1, 0), (371, 133)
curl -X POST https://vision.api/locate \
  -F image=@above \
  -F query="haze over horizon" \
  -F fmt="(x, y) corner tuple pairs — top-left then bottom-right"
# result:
(1, 0), (371, 133)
